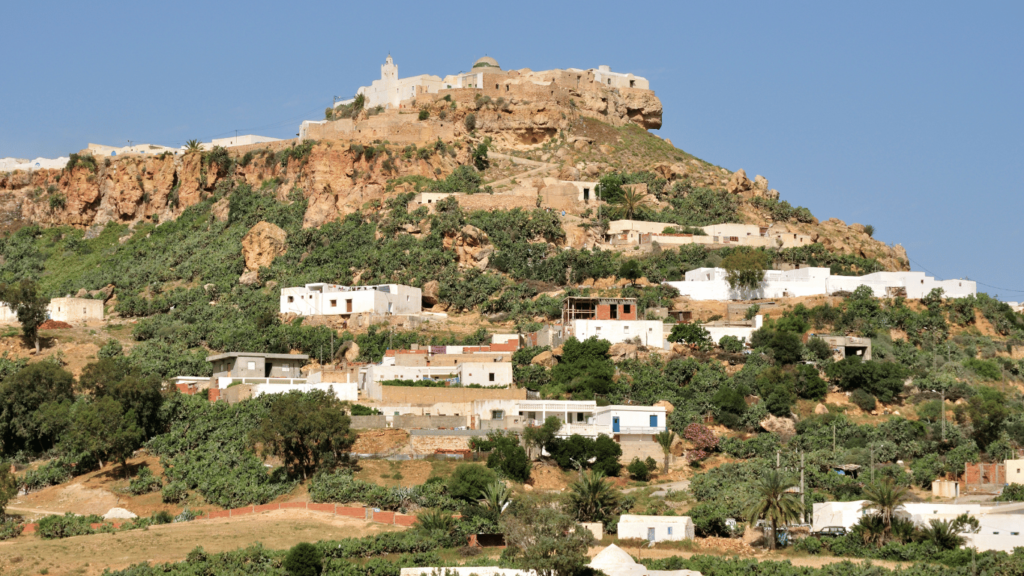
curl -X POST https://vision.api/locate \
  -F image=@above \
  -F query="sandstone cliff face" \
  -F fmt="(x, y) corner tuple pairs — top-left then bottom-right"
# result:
(0, 143), (466, 232)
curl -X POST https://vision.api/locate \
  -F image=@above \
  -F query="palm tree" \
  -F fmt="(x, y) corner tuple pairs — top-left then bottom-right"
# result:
(743, 470), (803, 550)
(415, 509), (456, 535)
(860, 478), (910, 544)
(655, 430), (675, 473)
(566, 469), (620, 524)
(610, 185), (655, 220)
(479, 481), (512, 515)
(921, 518), (965, 550)
(184, 139), (203, 153)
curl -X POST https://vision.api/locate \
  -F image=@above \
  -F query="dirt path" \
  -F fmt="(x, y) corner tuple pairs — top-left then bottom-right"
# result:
(486, 152), (558, 189)
(0, 509), (404, 576)
(4, 506), (68, 517)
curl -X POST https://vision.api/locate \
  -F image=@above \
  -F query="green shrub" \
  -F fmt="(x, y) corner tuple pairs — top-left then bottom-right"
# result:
(418, 109), (429, 121)
(806, 337), (832, 362)
(963, 358), (1001, 380)
(151, 510), (174, 525)
(0, 518), (23, 540)
(309, 470), (459, 511)
(850, 389), (877, 412)
(996, 483), (1024, 502)
(49, 193), (67, 211)
(627, 457), (652, 481)
(912, 453), (943, 488)
(447, 463), (497, 502)
(464, 114), (476, 131)
(284, 542), (323, 576)
(148, 394), (294, 508)
(668, 322), (713, 351)
(161, 481), (188, 504)
(350, 404), (381, 416)
(478, 431), (531, 483)
(37, 512), (101, 539)
(719, 335), (744, 353)
(21, 460), (74, 492)
(128, 466), (162, 495)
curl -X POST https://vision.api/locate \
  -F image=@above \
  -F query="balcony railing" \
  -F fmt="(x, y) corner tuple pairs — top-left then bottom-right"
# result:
(218, 377), (308, 388)
(615, 426), (663, 435)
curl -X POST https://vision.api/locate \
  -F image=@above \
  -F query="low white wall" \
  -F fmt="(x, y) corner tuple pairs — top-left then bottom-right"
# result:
(705, 325), (755, 345)
(665, 268), (977, 301)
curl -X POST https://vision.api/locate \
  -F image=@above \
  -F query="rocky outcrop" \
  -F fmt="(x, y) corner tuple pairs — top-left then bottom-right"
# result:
(443, 224), (492, 269)
(759, 414), (796, 437)
(726, 169), (753, 195)
(0, 141), (465, 232)
(422, 280), (440, 306)
(530, 350), (558, 368)
(241, 222), (287, 271)
(654, 400), (675, 414)
(608, 342), (639, 362)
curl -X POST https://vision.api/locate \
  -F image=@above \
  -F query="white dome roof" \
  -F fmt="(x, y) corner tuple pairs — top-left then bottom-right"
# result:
(473, 56), (500, 69)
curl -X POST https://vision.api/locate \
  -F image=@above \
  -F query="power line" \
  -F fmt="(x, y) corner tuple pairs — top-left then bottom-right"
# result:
(906, 255), (1024, 295)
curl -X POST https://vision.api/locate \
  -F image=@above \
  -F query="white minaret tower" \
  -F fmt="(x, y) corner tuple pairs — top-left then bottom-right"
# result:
(381, 54), (397, 81)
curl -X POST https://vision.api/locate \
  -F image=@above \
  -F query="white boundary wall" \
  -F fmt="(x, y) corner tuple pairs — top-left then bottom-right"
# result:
(665, 268), (976, 301)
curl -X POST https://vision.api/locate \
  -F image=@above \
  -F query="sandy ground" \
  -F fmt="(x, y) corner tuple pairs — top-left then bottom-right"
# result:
(0, 509), (404, 576)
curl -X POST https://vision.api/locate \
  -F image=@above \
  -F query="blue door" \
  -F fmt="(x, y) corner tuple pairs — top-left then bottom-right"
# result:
(650, 415), (658, 428)
(613, 417), (620, 433)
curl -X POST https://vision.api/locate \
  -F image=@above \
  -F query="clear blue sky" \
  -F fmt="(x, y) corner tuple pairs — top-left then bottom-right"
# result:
(2, 1), (1022, 297)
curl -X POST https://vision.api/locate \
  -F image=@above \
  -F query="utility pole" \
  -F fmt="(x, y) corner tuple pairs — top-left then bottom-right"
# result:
(941, 388), (946, 441)
(776, 451), (780, 469)
(870, 444), (875, 483)
(800, 452), (806, 523)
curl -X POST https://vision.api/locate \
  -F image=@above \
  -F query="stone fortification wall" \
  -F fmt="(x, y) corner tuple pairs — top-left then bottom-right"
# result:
(302, 113), (457, 145)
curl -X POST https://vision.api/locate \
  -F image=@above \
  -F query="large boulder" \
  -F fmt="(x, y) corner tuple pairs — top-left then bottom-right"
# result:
(654, 400), (675, 414)
(443, 224), (491, 268)
(241, 222), (287, 272)
(422, 280), (440, 306)
(531, 350), (558, 368)
(726, 169), (753, 195)
(608, 342), (639, 362)
(759, 414), (796, 437)
(103, 507), (138, 520)
(814, 403), (829, 415)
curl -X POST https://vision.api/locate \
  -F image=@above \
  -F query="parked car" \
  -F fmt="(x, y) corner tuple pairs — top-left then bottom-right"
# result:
(811, 526), (847, 537)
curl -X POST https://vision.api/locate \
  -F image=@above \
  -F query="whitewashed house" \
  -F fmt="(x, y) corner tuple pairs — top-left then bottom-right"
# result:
(280, 283), (421, 316)
(617, 515), (695, 542)
(572, 319), (665, 347)
(595, 405), (667, 437)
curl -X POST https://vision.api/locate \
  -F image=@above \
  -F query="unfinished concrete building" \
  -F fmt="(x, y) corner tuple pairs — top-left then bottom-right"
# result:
(814, 335), (872, 361)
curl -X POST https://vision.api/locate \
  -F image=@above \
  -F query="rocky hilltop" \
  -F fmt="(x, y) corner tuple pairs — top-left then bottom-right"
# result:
(0, 85), (906, 273)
